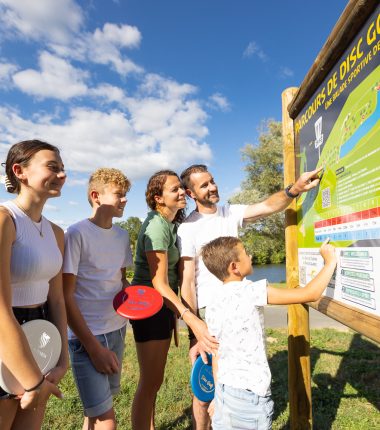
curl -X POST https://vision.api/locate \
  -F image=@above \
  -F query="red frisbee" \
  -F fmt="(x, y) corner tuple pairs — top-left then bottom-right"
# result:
(113, 285), (163, 320)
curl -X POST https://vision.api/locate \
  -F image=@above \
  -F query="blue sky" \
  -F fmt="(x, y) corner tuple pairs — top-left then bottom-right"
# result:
(0, 0), (349, 228)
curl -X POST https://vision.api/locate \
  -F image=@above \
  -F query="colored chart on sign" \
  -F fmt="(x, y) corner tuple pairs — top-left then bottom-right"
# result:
(295, 7), (380, 318)
(314, 205), (380, 242)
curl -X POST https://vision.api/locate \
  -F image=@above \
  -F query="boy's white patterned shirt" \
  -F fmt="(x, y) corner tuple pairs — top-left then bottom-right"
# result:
(206, 278), (271, 396)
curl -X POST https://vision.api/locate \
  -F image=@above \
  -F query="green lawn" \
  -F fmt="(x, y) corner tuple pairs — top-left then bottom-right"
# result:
(43, 328), (380, 430)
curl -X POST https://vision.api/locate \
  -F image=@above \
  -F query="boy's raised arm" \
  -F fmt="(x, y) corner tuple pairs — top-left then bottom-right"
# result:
(267, 239), (337, 305)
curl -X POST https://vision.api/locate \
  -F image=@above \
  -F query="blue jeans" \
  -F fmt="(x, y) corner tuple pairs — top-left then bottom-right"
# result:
(212, 383), (274, 430)
(69, 326), (126, 418)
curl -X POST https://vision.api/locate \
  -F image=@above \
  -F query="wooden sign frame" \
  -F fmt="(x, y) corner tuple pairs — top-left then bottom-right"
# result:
(282, 1), (380, 428)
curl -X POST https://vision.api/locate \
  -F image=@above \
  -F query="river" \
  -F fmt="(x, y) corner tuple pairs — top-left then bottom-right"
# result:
(247, 263), (286, 283)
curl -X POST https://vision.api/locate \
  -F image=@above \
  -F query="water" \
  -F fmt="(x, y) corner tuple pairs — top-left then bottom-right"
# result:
(247, 263), (286, 283)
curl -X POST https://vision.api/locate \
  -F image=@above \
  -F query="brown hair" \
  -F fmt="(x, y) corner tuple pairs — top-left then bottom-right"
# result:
(88, 168), (131, 206)
(180, 164), (208, 190)
(201, 236), (242, 281)
(4, 140), (60, 194)
(145, 170), (185, 224)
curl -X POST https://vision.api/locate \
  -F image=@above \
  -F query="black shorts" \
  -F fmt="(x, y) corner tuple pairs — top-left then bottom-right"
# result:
(0, 303), (49, 400)
(130, 303), (175, 342)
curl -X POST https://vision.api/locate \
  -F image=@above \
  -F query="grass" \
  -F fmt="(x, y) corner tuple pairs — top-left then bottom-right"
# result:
(43, 328), (379, 430)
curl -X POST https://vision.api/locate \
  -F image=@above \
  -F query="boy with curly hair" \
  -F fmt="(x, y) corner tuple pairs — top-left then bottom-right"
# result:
(63, 168), (133, 429)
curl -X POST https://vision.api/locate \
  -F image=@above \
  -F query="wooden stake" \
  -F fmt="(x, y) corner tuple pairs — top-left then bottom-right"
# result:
(282, 87), (312, 429)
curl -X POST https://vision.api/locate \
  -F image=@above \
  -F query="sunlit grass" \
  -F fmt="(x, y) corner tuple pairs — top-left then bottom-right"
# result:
(43, 328), (379, 429)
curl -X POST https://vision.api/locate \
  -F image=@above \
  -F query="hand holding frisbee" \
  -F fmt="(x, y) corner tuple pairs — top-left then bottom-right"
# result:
(113, 285), (163, 320)
(190, 353), (215, 402)
(0, 319), (62, 395)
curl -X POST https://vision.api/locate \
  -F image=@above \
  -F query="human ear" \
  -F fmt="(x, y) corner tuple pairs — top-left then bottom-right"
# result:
(90, 190), (100, 205)
(154, 194), (164, 205)
(12, 164), (26, 180)
(230, 261), (240, 275)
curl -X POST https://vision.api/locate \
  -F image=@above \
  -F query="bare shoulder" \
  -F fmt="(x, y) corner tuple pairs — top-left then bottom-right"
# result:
(0, 207), (16, 241)
(0, 206), (15, 227)
(50, 221), (64, 237)
(49, 221), (64, 246)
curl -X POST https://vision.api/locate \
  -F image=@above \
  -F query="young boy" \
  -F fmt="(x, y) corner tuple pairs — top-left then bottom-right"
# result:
(63, 168), (133, 429)
(201, 236), (337, 430)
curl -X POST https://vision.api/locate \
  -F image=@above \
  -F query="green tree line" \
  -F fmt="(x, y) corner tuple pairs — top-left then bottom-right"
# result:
(230, 119), (285, 265)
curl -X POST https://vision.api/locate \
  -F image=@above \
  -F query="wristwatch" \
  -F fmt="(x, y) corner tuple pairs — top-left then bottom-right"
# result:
(285, 184), (299, 198)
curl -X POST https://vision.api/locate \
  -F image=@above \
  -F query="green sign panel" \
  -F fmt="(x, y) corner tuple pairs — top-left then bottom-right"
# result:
(295, 6), (380, 316)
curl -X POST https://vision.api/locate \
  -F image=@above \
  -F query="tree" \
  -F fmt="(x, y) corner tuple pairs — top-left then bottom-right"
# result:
(230, 120), (285, 264)
(116, 216), (142, 256)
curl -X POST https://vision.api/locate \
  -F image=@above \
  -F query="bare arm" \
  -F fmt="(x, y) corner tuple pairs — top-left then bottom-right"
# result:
(146, 251), (218, 355)
(63, 273), (119, 374)
(179, 256), (209, 363)
(45, 223), (69, 385)
(179, 257), (197, 314)
(121, 267), (130, 289)
(0, 210), (61, 409)
(0, 212), (42, 386)
(268, 241), (337, 305)
(243, 167), (323, 222)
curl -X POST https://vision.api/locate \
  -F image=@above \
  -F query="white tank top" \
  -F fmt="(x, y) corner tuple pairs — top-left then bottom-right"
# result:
(1, 201), (63, 306)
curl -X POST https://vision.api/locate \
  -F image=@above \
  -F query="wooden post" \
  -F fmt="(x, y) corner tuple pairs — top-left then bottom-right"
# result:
(282, 87), (312, 429)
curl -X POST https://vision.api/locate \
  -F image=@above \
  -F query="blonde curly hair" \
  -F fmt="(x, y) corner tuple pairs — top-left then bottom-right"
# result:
(88, 167), (131, 206)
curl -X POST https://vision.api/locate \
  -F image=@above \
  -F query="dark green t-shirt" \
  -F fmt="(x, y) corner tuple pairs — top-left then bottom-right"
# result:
(132, 211), (179, 292)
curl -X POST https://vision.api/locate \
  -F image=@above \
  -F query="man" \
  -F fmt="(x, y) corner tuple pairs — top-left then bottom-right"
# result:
(177, 164), (322, 430)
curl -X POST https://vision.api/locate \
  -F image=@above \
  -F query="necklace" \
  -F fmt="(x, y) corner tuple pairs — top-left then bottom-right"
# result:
(14, 201), (44, 237)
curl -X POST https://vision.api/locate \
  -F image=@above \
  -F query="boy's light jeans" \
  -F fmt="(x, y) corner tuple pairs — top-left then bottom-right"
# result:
(212, 382), (274, 430)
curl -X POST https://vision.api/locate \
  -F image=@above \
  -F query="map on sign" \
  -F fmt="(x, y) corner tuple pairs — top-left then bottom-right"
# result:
(295, 7), (380, 317)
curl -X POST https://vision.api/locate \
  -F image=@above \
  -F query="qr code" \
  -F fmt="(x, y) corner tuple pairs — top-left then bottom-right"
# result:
(322, 187), (331, 208)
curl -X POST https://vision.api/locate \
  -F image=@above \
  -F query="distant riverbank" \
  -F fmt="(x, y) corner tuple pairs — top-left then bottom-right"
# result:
(248, 263), (286, 283)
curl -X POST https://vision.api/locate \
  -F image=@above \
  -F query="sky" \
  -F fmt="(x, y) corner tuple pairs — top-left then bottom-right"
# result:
(0, 0), (349, 228)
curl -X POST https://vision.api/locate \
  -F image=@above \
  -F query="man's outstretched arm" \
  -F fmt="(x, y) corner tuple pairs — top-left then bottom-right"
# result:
(243, 166), (323, 222)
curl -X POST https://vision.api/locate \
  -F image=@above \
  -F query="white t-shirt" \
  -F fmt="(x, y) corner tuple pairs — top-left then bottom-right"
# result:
(206, 279), (271, 396)
(177, 204), (247, 308)
(63, 219), (133, 339)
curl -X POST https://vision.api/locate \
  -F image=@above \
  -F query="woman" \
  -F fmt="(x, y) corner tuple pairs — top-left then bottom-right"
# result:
(130, 170), (218, 430)
(0, 140), (68, 429)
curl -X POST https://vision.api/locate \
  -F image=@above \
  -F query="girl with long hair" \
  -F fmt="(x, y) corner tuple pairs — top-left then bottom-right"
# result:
(0, 140), (68, 429)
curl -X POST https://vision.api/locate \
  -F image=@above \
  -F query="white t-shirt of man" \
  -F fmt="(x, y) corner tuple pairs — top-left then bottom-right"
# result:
(206, 279), (271, 397)
(177, 204), (247, 309)
(63, 219), (133, 339)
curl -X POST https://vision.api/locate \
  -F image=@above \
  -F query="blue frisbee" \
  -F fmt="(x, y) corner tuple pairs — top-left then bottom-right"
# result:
(190, 353), (215, 402)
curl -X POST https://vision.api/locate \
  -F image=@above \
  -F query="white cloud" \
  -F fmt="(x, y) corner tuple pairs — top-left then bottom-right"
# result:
(12, 51), (88, 100)
(68, 200), (79, 205)
(0, 61), (18, 88)
(0, 2), (142, 78)
(94, 23), (141, 49)
(90, 84), (126, 104)
(0, 3), (213, 178)
(79, 24), (143, 75)
(243, 41), (268, 61)
(50, 23), (143, 77)
(0, 0), (83, 45)
(279, 66), (294, 78)
(139, 73), (196, 100)
(208, 93), (230, 112)
(0, 92), (212, 179)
